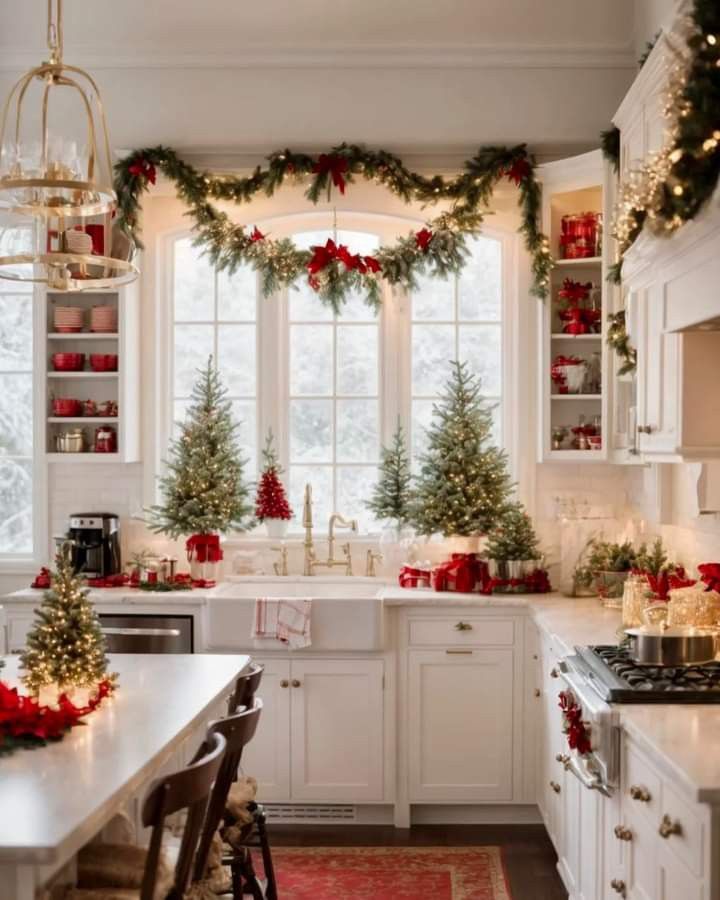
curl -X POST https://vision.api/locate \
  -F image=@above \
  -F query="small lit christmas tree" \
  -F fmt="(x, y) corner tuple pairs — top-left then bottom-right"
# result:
(255, 430), (293, 522)
(487, 502), (541, 561)
(366, 419), (413, 528)
(20, 550), (114, 694)
(411, 360), (513, 537)
(148, 357), (254, 538)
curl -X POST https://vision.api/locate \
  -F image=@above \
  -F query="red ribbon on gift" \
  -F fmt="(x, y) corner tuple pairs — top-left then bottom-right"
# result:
(432, 554), (483, 594)
(186, 533), (223, 563)
(86, 573), (130, 589)
(313, 154), (349, 194)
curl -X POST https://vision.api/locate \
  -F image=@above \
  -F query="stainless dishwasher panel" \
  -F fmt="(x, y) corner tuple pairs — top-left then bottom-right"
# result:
(98, 614), (194, 653)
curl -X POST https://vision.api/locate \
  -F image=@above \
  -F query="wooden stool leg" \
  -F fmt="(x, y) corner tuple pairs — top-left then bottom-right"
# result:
(255, 811), (277, 900)
(240, 848), (265, 900)
(230, 858), (244, 900)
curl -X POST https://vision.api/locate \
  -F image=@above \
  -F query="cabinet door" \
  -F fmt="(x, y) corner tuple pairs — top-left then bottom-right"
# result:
(290, 658), (384, 802)
(6, 613), (34, 652)
(408, 648), (514, 802)
(240, 658), (291, 802)
(623, 816), (657, 900)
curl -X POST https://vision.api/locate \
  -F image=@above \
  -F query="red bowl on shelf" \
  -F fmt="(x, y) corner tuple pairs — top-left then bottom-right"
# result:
(89, 353), (118, 372)
(52, 397), (82, 416)
(51, 353), (85, 371)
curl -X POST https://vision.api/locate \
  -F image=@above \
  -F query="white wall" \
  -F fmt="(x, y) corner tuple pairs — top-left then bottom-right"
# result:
(633, 0), (679, 58)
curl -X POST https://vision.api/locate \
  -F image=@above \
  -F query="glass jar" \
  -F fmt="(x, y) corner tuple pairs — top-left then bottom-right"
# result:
(668, 587), (720, 627)
(622, 575), (650, 628)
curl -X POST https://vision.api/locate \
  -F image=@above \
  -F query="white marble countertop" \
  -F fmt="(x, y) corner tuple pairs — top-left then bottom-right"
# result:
(6, 587), (209, 605)
(0, 653), (248, 864)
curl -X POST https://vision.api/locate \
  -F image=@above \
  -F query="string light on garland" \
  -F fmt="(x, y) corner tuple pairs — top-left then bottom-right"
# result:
(114, 143), (552, 313)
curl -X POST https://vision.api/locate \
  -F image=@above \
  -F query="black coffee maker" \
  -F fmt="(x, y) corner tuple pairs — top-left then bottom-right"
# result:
(65, 513), (121, 578)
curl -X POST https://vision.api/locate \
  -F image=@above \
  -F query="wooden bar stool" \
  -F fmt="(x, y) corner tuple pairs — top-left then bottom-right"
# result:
(227, 662), (264, 714)
(68, 730), (226, 899)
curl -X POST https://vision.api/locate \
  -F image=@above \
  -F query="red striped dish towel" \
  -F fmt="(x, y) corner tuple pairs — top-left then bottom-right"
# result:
(253, 598), (312, 649)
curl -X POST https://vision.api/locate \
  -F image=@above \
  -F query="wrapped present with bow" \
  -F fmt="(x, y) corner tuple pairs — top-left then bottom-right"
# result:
(431, 553), (487, 594)
(399, 564), (432, 589)
(186, 533), (223, 563)
(699, 563), (720, 592)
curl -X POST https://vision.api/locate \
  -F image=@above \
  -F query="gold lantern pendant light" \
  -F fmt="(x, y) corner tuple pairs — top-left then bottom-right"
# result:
(0, 0), (137, 290)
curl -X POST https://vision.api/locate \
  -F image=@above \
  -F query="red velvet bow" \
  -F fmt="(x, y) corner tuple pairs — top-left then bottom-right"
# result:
(250, 226), (265, 242)
(558, 278), (592, 305)
(312, 154), (349, 194)
(415, 228), (433, 251)
(505, 158), (531, 186)
(31, 567), (52, 589)
(699, 564), (720, 592)
(307, 239), (381, 280)
(128, 158), (156, 185)
(398, 565), (431, 588)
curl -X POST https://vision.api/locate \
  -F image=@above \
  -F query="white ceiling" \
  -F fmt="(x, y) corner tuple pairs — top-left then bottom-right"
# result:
(0, 0), (635, 68)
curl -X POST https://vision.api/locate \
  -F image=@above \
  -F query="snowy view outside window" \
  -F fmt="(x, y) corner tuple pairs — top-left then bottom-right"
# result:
(0, 272), (34, 556)
(411, 234), (502, 466)
(172, 237), (258, 474)
(287, 231), (381, 534)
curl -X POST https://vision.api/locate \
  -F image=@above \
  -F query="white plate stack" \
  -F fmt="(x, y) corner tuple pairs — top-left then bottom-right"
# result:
(90, 305), (117, 333)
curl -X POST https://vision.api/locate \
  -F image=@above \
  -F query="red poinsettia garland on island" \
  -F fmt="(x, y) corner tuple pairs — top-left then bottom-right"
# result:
(559, 690), (592, 757)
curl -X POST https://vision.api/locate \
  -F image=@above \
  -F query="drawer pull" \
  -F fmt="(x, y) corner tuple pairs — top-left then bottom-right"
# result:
(534, 688), (541, 698)
(629, 784), (651, 803)
(549, 780), (561, 794)
(291, 679), (302, 688)
(280, 680), (289, 688)
(610, 879), (626, 897)
(637, 425), (653, 435)
(550, 667), (559, 678)
(613, 825), (633, 842)
(446, 649), (473, 655)
(658, 814), (682, 839)
(454, 621), (473, 631)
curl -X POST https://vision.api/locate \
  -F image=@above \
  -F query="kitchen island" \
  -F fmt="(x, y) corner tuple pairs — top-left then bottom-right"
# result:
(0, 652), (248, 900)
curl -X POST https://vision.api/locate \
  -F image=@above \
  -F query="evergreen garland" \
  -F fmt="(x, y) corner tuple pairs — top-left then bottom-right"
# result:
(148, 357), (254, 538)
(21, 552), (114, 694)
(487, 502), (541, 561)
(114, 143), (552, 312)
(600, 127), (621, 173)
(365, 420), (413, 527)
(411, 361), (514, 537)
(607, 310), (637, 375)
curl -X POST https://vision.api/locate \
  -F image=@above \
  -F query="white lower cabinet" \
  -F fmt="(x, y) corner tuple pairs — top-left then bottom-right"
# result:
(407, 647), (515, 802)
(241, 657), (385, 804)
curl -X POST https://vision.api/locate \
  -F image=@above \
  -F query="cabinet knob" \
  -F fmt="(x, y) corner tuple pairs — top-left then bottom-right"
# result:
(534, 688), (541, 698)
(550, 667), (559, 679)
(629, 784), (651, 803)
(637, 425), (653, 434)
(549, 780), (561, 794)
(280, 680), (289, 688)
(613, 824), (633, 842)
(454, 621), (473, 631)
(291, 679), (302, 688)
(610, 879), (626, 897)
(658, 814), (682, 839)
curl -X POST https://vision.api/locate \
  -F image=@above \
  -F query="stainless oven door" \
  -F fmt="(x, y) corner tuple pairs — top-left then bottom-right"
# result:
(99, 614), (193, 653)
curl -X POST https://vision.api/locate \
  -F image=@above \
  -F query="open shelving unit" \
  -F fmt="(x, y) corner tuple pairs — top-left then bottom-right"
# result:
(538, 151), (609, 462)
(43, 282), (140, 462)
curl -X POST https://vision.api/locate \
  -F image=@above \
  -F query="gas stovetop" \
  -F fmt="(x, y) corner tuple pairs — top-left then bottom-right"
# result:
(572, 645), (720, 703)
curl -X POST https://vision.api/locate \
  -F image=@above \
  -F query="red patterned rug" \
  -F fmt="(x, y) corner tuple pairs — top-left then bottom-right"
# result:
(266, 846), (512, 899)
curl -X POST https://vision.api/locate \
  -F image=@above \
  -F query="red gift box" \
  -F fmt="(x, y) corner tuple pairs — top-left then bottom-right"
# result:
(431, 553), (488, 594)
(186, 533), (224, 564)
(398, 565), (431, 589)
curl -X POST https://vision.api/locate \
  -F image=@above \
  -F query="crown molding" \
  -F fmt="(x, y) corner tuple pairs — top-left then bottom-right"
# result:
(0, 42), (637, 72)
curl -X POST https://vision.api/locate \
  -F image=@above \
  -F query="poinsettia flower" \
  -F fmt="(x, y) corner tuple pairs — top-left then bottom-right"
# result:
(415, 228), (433, 251)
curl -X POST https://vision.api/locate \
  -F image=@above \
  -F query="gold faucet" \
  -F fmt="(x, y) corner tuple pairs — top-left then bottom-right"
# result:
(365, 549), (383, 577)
(312, 513), (358, 576)
(271, 545), (289, 576)
(302, 483), (315, 576)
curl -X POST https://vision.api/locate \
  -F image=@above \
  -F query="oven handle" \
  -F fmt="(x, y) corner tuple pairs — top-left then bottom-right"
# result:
(561, 753), (612, 797)
(101, 627), (182, 637)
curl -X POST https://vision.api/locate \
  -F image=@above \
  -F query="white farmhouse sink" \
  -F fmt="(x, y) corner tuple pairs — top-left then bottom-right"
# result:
(207, 576), (385, 651)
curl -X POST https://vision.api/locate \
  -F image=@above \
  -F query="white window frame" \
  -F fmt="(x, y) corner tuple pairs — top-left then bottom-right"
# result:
(157, 212), (520, 536)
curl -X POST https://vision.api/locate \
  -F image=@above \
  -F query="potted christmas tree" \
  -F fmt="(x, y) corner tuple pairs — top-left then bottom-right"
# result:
(486, 502), (542, 589)
(148, 357), (254, 582)
(366, 420), (413, 573)
(255, 429), (293, 538)
(20, 548), (116, 706)
(411, 360), (513, 553)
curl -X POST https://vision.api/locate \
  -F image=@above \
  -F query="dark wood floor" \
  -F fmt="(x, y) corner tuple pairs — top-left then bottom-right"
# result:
(270, 823), (568, 899)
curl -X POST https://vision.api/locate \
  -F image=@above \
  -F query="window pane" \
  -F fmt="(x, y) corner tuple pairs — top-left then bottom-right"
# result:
(289, 282), (333, 322)
(174, 325), (214, 396)
(458, 237), (502, 321)
(290, 399), (333, 462)
(411, 399), (436, 464)
(174, 238), (214, 321)
(289, 465), (333, 529)
(290, 325), (333, 395)
(0, 293), (32, 369)
(218, 325), (256, 395)
(459, 324), (502, 397)
(412, 273), (454, 321)
(218, 267), (257, 321)
(338, 288), (379, 322)
(230, 400), (258, 476)
(337, 325), (378, 395)
(489, 402), (502, 447)
(412, 325), (455, 395)
(0, 375), (33, 455)
(0, 457), (32, 554)
(337, 466), (379, 533)
(337, 399), (378, 463)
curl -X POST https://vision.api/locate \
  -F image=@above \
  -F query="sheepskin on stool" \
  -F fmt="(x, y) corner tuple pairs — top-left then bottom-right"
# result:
(222, 775), (257, 850)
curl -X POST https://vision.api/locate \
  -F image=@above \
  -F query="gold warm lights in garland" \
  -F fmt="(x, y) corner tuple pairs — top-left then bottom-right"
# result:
(0, 0), (137, 290)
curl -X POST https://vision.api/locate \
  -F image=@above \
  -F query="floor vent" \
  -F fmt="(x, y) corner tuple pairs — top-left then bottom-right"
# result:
(263, 804), (357, 823)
